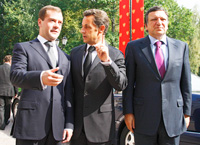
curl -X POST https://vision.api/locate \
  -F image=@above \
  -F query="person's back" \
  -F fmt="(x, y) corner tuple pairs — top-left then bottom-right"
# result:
(0, 63), (15, 96)
(0, 55), (16, 130)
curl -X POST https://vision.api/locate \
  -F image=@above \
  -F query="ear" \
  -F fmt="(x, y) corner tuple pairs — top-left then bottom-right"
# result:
(38, 18), (42, 27)
(99, 25), (105, 34)
(144, 24), (148, 32)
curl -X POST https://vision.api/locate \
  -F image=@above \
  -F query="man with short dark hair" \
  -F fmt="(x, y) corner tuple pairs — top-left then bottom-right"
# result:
(123, 6), (192, 145)
(10, 5), (73, 145)
(70, 9), (127, 145)
(0, 55), (17, 130)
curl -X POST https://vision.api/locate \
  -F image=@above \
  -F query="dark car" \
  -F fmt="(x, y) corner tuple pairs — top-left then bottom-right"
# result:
(114, 92), (200, 145)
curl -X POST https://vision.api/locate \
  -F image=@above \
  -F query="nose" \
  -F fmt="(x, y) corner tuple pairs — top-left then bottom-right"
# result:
(156, 18), (162, 24)
(81, 27), (85, 33)
(54, 21), (60, 28)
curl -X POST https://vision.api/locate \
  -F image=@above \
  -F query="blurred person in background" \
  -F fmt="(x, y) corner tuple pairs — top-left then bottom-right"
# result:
(0, 55), (18, 130)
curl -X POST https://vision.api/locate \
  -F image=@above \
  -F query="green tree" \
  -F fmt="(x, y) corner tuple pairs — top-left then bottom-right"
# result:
(0, 0), (51, 63)
(189, 7), (200, 75)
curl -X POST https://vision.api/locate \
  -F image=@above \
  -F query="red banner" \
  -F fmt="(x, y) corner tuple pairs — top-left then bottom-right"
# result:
(132, 0), (144, 40)
(119, 0), (130, 55)
(119, 0), (144, 55)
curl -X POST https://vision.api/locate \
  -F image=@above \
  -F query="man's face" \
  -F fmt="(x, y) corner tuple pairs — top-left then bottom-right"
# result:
(145, 10), (168, 39)
(81, 15), (101, 45)
(38, 10), (63, 41)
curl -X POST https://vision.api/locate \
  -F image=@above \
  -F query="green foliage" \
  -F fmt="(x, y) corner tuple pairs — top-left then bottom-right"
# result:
(189, 8), (200, 75)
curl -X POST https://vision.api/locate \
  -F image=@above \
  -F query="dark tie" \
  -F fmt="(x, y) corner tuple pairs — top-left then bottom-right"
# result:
(84, 46), (95, 80)
(155, 41), (165, 78)
(45, 41), (57, 68)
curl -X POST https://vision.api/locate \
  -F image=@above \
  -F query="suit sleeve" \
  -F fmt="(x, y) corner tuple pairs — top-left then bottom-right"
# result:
(180, 43), (192, 116)
(122, 42), (135, 115)
(102, 48), (127, 91)
(10, 43), (43, 90)
(64, 58), (74, 130)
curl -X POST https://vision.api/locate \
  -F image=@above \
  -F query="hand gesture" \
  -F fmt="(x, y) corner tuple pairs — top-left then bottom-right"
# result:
(42, 67), (63, 86)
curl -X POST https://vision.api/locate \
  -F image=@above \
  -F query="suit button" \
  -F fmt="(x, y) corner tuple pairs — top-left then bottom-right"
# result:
(84, 91), (88, 96)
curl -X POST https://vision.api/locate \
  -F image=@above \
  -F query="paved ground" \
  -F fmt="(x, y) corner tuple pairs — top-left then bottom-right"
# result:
(0, 117), (15, 145)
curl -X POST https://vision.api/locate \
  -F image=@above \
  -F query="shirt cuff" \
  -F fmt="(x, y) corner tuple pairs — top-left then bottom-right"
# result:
(101, 58), (112, 66)
(64, 128), (73, 132)
(40, 71), (47, 90)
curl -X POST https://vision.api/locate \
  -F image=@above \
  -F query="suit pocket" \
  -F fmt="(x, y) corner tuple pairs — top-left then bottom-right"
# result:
(18, 101), (38, 110)
(100, 104), (113, 112)
(177, 99), (184, 107)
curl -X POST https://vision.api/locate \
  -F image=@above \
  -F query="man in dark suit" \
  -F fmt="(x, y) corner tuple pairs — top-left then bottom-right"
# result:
(70, 9), (127, 145)
(10, 5), (73, 145)
(0, 55), (18, 130)
(123, 6), (192, 145)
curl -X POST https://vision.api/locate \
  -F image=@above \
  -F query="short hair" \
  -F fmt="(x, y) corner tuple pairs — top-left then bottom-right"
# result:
(39, 5), (62, 20)
(83, 9), (109, 35)
(145, 6), (168, 25)
(3, 55), (12, 63)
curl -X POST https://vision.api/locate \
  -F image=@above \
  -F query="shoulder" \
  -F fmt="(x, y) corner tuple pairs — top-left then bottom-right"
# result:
(71, 44), (85, 53)
(127, 37), (147, 46)
(108, 44), (124, 60)
(13, 39), (38, 50)
(167, 37), (188, 48)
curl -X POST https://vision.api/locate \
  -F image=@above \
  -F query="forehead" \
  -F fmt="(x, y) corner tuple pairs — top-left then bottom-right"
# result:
(45, 10), (63, 19)
(148, 10), (168, 19)
(82, 15), (95, 25)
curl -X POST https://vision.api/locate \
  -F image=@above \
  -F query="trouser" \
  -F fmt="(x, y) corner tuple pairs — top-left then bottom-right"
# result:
(16, 127), (68, 145)
(70, 129), (112, 145)
(134, 117), (180, 145)
(0, 96), (12, 129)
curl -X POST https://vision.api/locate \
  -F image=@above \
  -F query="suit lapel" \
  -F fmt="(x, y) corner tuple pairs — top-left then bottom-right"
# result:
(165, 37), (176, 78)
(57, 47), (63, 68)
(89, 54), (100, 72)
(29, 39), (52, 67)
(78, 45), (87, 77)
(140, 36), (160, 78)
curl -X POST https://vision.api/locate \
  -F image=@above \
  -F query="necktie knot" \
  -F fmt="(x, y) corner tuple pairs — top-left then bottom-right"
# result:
(45, 41), (53, 48)
(88, 46), (96, 53)
(155, 41), (162, 48)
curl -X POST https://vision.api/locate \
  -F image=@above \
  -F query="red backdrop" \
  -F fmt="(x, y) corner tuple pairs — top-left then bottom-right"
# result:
(119, 0), (144, 55)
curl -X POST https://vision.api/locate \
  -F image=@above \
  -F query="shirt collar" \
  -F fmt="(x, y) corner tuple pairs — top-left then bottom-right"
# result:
(4, 62), (10, 65)
(148, 35), (167, 45)
(37, 35), (56, 46)
(86, 39), (105, 51)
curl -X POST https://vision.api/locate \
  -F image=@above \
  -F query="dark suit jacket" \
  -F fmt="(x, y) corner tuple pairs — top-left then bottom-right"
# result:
(123, 36), (192, 137)
(10, 39), (73, 140)
(70, 44), (127, 143)
(0, 63), (16, 97)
